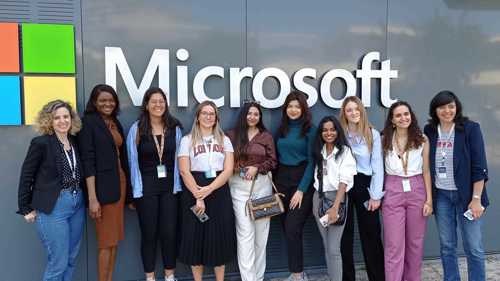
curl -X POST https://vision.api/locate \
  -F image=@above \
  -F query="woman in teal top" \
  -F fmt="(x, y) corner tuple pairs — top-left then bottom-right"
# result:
(274, 91), (316, 281)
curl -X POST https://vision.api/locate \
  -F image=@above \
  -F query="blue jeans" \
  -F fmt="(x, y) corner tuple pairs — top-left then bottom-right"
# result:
(434, 189), (485, 281)
(35, 189), (85, 281)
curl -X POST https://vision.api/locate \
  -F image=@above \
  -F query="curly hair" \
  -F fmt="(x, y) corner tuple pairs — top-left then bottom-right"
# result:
(381, 101), (425, 154)
(34, 100), (81, 135)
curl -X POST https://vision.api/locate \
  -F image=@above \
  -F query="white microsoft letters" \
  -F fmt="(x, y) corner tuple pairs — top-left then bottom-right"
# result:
(105, 47), (398, 108)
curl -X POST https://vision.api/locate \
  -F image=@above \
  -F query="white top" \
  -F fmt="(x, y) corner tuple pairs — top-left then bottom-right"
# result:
(313, 145), (357, 192)
(385, 143), (424, 177)
(178, 134), (234, 172)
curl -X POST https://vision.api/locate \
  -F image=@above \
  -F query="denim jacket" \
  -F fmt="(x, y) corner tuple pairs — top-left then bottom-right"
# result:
(126, 121), (182, 198)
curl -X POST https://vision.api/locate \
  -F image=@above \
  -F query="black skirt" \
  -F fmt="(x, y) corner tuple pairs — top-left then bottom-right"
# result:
(178, 171), (236, 266)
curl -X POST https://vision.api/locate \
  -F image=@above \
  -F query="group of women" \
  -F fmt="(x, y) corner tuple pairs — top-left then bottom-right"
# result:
(17, 85), (489, 281)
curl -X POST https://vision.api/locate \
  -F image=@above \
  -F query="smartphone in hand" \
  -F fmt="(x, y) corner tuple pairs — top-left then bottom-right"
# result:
(319, 214), (329, 228)
(190, 205), (209, 222)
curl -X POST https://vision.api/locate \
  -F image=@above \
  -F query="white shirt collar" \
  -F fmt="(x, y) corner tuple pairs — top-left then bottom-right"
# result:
(322, 145), (339, 160)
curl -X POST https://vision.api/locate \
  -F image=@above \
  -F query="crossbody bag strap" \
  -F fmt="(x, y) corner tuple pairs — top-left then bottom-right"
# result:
(267, 173), (284, 196)
(248, 177), (257, 200)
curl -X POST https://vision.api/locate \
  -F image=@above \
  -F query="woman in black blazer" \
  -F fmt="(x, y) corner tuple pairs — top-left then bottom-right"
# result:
(17, 100), (85, 281)
(78, 84), (131, 281)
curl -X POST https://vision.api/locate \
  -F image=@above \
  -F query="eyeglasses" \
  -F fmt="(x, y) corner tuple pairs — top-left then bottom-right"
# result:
(200, 111), (216, 118)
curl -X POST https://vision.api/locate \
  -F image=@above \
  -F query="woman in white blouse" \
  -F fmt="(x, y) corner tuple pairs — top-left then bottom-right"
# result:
(177, 100), (236, 281)
(381, 101), (432, 281)
(312, 115), (357, 281)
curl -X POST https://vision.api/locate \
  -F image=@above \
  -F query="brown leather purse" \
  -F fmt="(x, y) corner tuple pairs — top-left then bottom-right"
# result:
(247, 174), (285, 221)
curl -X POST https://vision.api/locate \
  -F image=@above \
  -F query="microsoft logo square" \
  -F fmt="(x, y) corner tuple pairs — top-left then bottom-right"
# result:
(0, 22), (76, 125)
(0, 23), (20, 73)
(0, 76), (21, 125)
(21, 23), (75, 74)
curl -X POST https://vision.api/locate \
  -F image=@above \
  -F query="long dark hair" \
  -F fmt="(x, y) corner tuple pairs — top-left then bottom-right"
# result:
(138, 87), (181, 138)
(314, 116), (350, 187)
(381, 101), (425, 154)
(84, 84), (120, 117)
(231, 102), (267, 167)
(278, 90), (312, 137)
(428, 90), (468, 130)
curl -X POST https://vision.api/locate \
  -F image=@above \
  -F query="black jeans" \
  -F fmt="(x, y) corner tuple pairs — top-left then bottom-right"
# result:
(135, 192), (179, 272)
(275, 163), (314, 273)
(340, 174), (385, 281)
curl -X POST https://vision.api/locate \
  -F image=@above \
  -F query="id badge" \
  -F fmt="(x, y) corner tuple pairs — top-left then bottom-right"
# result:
(204, 170), (217, 179)
(402, 178), (411, 192)
(438, 166), (447, 179)
(157, 165), (167, 178)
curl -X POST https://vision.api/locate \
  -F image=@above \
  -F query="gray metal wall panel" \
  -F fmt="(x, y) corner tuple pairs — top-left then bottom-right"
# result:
(246, 0), (388, 265)
(0, 0), (86, 280)
(81, 0), (245, 279)
(387, 0), (500, 257)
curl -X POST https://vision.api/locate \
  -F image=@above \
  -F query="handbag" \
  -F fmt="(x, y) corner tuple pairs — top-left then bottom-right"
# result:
(246, 173), (285, 221)
(317, 157), (347, 226)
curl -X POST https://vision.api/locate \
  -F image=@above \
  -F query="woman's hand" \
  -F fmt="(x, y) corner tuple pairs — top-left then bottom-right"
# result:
(423, 201), (433, 217)
(244, 166), (258, 181)
(327, 206), (339, 224)
(24, 210), (37, 223)
(469, 199), (484, 220)
(194, 199), (206, 215)
(289, 190), (304, 210)
(89, 199), (102, 220)
(128, 203), (136, 210)
(367, 199), (381, 211)
(194, 186), (213, 200)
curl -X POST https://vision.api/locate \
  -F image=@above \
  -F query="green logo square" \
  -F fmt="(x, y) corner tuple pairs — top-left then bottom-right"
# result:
(21, 23), (75, 74)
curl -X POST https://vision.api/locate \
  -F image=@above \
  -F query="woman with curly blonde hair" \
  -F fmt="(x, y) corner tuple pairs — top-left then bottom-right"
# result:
(17, 100), (85, 281)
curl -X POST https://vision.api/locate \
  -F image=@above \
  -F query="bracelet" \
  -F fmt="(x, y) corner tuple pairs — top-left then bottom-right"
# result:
(473, 194), (481, 200)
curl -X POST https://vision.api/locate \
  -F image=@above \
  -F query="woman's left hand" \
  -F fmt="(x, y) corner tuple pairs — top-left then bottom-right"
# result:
(194, 186), (213, 200)
(468, 199), (484, 220)
(289, 190), (303, 210)
(244, 166), (258, 181)
(423, 201), (433, 217)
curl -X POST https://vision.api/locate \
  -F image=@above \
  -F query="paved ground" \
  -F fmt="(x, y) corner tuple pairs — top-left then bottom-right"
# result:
(269, 254), (500, 281)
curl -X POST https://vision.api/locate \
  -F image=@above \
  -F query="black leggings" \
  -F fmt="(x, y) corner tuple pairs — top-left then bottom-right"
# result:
(274, 163), (314, 273)
(135, 192), (178, 272)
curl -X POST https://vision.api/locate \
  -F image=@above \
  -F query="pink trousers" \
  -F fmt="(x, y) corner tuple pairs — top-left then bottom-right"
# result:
(382, 174), (428, 281)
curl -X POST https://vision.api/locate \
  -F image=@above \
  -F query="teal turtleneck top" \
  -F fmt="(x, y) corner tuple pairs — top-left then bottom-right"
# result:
(276, 119), (317, 192)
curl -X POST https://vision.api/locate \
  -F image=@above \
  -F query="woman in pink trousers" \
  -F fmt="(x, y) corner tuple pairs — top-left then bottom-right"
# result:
(381, 101), (433, 281)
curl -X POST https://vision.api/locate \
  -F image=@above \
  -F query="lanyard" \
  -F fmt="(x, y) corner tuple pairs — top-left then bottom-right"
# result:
(437, 124), (455, 163)
(394, 133), (409, 176)
(63, 146), (77, 179)
(152, 130), (165, 164)
(203, 136), (214, 170)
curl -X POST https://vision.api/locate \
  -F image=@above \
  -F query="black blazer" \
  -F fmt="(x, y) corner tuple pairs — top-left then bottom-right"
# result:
(17, 134), (84, 215)
(78, 113), (131, 205)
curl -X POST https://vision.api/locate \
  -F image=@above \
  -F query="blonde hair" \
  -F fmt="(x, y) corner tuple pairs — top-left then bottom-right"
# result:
(339, 96), (373, 152)
(34, 100), (81, 136)
(189, 101), (225, 147)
